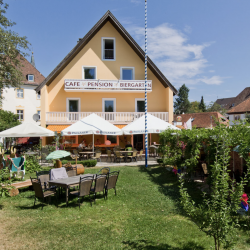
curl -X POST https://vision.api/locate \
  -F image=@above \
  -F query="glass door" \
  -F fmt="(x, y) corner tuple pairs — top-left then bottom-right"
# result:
(68, 99), (79, 121)
(103, 98), (116, 121)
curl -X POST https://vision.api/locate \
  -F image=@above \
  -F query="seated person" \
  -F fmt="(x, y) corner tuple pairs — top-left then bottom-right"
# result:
(105, 139), (111, 145)
(88, 142), (93, 149)
(125, 141), (132, 148)
(78, 140), (86, 149)
(95, 139), (101, 145)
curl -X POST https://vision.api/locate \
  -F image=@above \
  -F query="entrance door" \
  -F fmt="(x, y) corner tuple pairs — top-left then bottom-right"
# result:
(67, 99), (79, 121)
(102, 98), (116, 121)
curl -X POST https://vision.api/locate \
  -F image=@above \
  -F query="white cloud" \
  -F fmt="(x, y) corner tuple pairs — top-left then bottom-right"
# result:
(128, 23), (226, 87)
(131, 0), (141, 4)
(184, 25), (192, 34)
(199, 76), (226, 85)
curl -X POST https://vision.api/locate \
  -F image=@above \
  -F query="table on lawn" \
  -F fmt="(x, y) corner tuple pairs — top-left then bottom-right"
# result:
(48, 174), (95, 206)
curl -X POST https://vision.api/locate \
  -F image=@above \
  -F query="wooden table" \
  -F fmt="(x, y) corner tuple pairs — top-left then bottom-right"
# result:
(48, 174), (95, 206)
(79, 152), (94, 160)
(118, 151), (133, 162)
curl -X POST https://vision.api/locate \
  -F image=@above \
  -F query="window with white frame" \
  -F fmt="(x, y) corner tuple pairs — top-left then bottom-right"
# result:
(234, 114), (241, 121)
(121, 67), (134, 80)
(83, 67), (96, 79)
(135, 98), (145, 112)
(28, 74), (34, 82)
(102, 98), (116, 112)
(17, 110), (24, 121)
(16, 88), (24, 98)
(102, 38), (115, 60)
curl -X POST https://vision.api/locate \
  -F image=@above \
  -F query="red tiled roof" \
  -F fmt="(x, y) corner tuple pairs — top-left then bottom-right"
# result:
(18, 55), (45, 85)
(227, 97), (250, 114)
(174, 112), (229, 128)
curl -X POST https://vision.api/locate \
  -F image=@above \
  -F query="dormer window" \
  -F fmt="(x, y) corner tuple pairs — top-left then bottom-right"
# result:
(102, 38), (115, 60)
(28, 74), (34, 82)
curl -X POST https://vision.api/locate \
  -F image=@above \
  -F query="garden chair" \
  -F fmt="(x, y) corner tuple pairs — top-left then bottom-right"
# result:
(69, 176), (94, 208)
(91, 174), (107, 203)
(106, 150), (113, 162)
(30, 177), (57, 210)
(105, 171), (120, 198)
(114, 151), (124, 163)
(36, 170), (50, 189)
(137, 150), (143, 161)
(66, 166), (77, 177)
(97, 167), (110, 175)
(91, 152), (102, 162)
(127, 150), (137, 162)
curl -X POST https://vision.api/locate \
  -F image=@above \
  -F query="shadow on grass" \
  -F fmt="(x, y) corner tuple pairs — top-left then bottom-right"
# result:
(122, 239), (205, 250)
(138, 166), (204, 214)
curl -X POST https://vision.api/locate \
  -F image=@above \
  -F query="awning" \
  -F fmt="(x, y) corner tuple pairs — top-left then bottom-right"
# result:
(47, 125), (70, 133)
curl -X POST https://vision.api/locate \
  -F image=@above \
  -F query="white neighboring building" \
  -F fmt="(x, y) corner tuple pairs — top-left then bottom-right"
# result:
(1, 54), (45, 125)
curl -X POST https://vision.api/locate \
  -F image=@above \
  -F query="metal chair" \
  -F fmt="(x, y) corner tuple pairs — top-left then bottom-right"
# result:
(66, 166), (77, 177)
(30, 177), (57, 209)
(36, 171), (50, 189)
(114, 151), (125, 163)
(97, 167), (110, 175)
(127, 150), (137, 162)
(106, 150), (113, 162)
(105, 171), (120, 198)
(91, 152), (102, 162)
(138, 150), (144, 161)
(91, 174), (107, 203)
(69, 176), (94, 208)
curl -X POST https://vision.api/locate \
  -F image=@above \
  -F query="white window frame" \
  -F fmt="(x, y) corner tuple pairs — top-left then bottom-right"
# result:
(120, 67), (135, 80)
(102, 98), (116, 112)
(16, 88), (24, 98)
(16, 109), (24, 121)
(66, 98), (81, 112)
(82, 66), (97, 79)
(28, 74), (34, 82)
(135, 98), (145, 112)
(102, 37), (116, 61)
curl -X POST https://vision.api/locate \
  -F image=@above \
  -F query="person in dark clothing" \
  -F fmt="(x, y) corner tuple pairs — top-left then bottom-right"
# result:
(125, 141), (132, 148)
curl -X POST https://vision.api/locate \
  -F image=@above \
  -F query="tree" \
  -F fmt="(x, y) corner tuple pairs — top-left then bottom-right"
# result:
(0, 1), (30, 100)
(188, 101), (202, 113)
(174, 84), (190, 114)
(199, 96), (206, 112)
(206, 101), (227, 116)
(0, 109), (20, 132)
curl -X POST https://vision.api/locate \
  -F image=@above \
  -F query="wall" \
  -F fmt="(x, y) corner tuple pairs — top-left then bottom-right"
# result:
(2, 85), (41, 125)
(41, 21), (173, 125)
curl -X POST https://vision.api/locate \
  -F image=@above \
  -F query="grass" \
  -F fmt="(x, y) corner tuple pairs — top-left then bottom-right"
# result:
(0, 165), (250, 250)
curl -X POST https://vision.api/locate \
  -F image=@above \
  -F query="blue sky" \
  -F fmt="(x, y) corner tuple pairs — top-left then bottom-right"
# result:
(5, 0), (250, 104)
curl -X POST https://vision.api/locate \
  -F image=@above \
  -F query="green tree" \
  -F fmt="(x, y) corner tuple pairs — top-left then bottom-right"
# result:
(206, 101), (227, 116)
(0, 1), (30, 101)
(188, 101), (202, 113)
(0, 110), (20, 132)
(174, 84), (190, 114)
(199, 96), (206, 112)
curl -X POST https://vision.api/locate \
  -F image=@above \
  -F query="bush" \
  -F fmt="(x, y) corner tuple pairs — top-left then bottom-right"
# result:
(25, 155), (42, 173)
(61, 159), (97, 167)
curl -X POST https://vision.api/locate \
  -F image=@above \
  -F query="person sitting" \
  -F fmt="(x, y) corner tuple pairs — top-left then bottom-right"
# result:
(78, 140), (86, 149)
(95, 139), (101, 145)
(125, 141), (132, 148)
(105, 139), (111, 145)
(88, 142), (93, 149)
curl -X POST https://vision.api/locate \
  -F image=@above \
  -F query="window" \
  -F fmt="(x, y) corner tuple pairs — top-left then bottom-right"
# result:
(28, 74), (34, 82)
(37, 110), (41, 120)
(102, 38), (115, 60)
(16, 88), (24, 98)
(135, 98), (145, 112)
(37, 93), (41, 99)
(102, 98), (116, 112)
(66, 98), (80, 120)
(234, 115), (241, 121)
(82, 67), (96, 79)
(121, 67), (134, 80)
(106, 135), (117, 144)
(17, 110), (24, 121)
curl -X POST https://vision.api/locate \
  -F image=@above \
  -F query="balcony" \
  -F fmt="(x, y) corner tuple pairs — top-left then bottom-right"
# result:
(46, 112), (169, 124)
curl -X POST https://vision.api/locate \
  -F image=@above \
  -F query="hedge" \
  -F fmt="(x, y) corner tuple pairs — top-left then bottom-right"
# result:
(61, 159), (97, 167)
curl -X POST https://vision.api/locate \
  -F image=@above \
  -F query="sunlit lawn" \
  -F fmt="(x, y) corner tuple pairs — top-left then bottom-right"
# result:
(0, 166), (249, 250)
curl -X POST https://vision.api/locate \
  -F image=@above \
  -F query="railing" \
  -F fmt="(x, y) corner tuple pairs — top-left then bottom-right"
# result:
(46, 112), (169, 124)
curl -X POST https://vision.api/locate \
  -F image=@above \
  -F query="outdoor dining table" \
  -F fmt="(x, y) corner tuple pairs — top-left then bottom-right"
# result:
(79, 151), (94, 160)
(119, 151), (133, 162)
(48, 174), (95, 206)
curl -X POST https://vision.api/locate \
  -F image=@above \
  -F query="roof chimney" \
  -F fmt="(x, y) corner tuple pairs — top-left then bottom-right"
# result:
(31, 52), (36, 68)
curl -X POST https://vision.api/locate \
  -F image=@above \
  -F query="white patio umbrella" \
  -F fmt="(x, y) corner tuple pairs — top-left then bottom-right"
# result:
(0, 122), (55, 137)
(122, 114), (180, 135)
(61, 113), (122, 153)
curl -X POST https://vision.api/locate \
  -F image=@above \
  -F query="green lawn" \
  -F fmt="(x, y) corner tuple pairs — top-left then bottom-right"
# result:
(0, 166), (249, 250)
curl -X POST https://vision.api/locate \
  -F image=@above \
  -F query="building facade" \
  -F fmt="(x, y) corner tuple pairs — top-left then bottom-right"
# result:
(36, 11), (177, 149)
(1, 54), (45, 125)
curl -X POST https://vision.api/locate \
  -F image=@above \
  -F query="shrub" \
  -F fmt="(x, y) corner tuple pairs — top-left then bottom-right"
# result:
(25, 155), (42, 173)
(61, 159), (97, 167)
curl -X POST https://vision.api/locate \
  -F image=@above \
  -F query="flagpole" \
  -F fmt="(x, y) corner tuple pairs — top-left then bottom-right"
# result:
(145, 0), (148, 168)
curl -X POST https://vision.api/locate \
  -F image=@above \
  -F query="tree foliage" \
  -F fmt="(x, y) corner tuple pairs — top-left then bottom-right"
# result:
(159, 121), (250, 249)
(188, 101), (202, 113)
(0, 1), (30, 99)
(174, 84), (191, 114)
(206, 101), (227, 116)
(199, 96), (206, 112)
(0, 109), (20, 132)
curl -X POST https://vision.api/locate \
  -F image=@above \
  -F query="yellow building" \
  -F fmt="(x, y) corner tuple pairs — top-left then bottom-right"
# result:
(36, 11), (177, 150)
